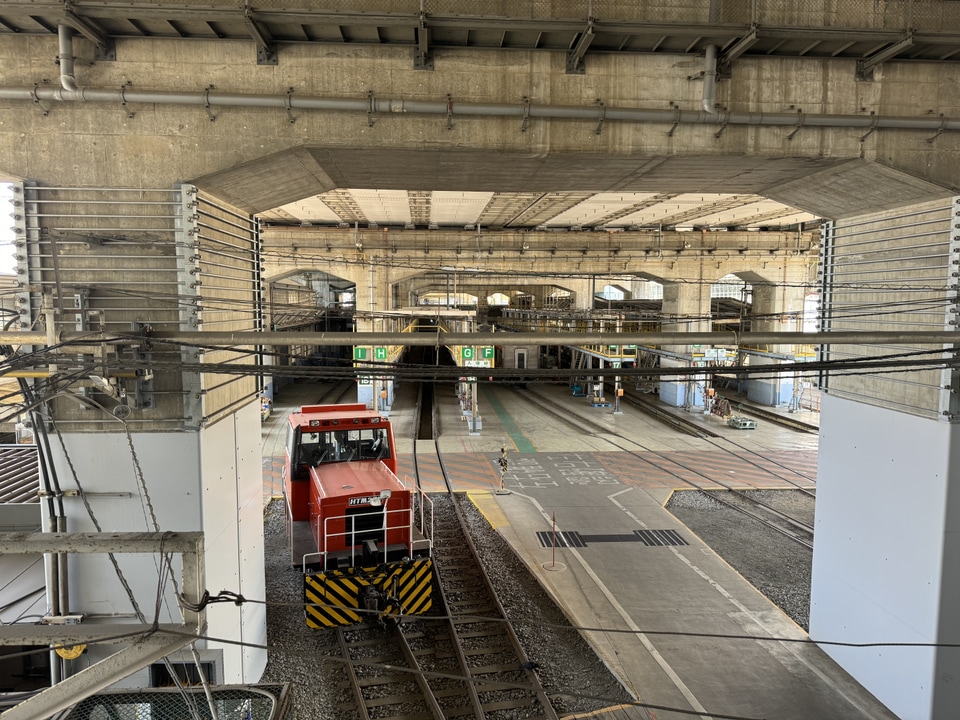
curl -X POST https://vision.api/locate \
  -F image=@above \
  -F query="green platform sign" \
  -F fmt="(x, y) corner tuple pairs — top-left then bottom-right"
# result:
(353, 347), (367, 361)
(374, 347), (387, 360)
(462, 347), (475, 360)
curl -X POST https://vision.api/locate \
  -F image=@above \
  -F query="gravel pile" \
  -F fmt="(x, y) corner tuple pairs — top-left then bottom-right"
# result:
(260, 500), (353, 719)
(260, 496), (633, 718)
(666, 489), (814, 630)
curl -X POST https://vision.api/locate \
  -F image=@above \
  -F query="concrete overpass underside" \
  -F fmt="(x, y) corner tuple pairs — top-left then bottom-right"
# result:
(2, 2), (960, 718)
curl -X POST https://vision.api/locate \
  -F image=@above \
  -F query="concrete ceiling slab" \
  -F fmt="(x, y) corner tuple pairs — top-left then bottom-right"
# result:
(763, 159), (953, 219)
(301, 148), (846, 195)
(190, 147), (952, 223)
(192, 146), (337, 214)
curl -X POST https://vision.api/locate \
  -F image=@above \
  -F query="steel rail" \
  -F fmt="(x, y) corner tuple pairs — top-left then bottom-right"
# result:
(411, 474), (487, 719)
(732, 402), (820, 434)
(510, 385), (816, 552)
(335, 628), (371, 720)
(409, 420), (558, 719)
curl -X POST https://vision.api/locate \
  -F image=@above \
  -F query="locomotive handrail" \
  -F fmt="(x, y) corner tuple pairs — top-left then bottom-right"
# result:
(315, 506), (415, 569)
(304, 485), (434, 572)
(408, 480), (434, 556)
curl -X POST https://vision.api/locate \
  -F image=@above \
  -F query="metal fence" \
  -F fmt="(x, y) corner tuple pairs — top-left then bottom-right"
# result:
(56, 685), (292, 720)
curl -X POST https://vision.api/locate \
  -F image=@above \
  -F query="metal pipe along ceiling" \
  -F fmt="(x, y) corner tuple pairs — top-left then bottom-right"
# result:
(56, 26), (78, 93)
(0, 85), (958, 133)
(702, 45), (718, 115)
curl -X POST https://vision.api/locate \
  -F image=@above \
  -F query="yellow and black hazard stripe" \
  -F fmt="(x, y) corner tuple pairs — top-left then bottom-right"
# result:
(304, 558), (433, 628)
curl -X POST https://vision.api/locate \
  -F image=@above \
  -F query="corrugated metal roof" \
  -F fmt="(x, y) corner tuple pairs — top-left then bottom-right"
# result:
(0, 445), (40, 504)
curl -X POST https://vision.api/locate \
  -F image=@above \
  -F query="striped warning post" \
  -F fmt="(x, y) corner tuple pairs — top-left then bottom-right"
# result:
(303, 558), (433, 628)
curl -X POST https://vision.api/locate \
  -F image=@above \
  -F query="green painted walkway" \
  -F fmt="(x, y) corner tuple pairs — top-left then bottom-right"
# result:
(481, 385), (537, 453)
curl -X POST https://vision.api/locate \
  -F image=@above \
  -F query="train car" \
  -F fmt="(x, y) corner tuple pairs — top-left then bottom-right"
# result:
(283, 403), (434, 628)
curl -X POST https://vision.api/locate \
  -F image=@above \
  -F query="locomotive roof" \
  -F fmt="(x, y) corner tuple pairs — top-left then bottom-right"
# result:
(290, 403), (389, 429)
(312, 460), (406, 500)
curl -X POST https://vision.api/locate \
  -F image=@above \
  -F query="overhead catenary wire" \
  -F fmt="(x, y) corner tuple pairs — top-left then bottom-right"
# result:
(4, 608), (951, 720)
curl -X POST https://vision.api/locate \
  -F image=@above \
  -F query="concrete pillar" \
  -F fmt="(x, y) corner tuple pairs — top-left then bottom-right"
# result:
(748, 281), (807, 406)
(45, 411), (266, 687)
(660, 282), (710, 407)
(815, 395), (960, 720)
(812, 198), (959, 720)
(564, 278), (594, 310)
(15, 183), (267, 685)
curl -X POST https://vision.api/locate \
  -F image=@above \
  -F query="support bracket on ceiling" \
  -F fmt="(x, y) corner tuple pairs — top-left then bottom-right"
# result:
(859, 111), (879, 142)
(717, 26), (757, 78)
(244, 4), (277, 65)
(714, 111), (729, 138)
(594, 99), (606, 135)
(926, 114), (946, 143)
(566, 18), (595, 74)
(415, 12), (433, 70)
(31, 84), (50, 117)
(856, 33), (913, 80)
(367, 90), (376, 127)
(285, 87), (296, 124)
(786, 109), (805, 140)
(64, 3), (114, 61)
(119, 81), (135, 119)
(203, 85), (216, 122)
(520, 96), (531, 133)
(446, 93), (453, 129)
(667, 106), (681, 137)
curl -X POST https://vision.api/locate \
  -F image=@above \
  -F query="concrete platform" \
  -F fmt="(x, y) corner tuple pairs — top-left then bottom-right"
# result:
(260, 380), (895, 719)
(468, 485), (895, 720)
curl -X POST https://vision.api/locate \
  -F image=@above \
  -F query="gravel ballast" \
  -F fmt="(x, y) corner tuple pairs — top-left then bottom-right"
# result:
(666, 488), (814, 630)
(259, 496), (634, 717)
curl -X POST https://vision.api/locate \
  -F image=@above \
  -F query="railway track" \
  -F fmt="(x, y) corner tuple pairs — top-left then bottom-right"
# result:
(511, 385), (816, 553)
(731, 401), (820, 434)
(317, 379), (355, 405)
(702, 488), (814, 550)
(333, 381), (557, 719)
(618, 388), (722, 439)
(336, 623), (445, 720)
(332, 486), (557, 718)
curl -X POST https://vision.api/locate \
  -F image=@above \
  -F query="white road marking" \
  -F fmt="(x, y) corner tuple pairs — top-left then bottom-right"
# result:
(609, 486), (871, 715)
(519, 490), (713, 718)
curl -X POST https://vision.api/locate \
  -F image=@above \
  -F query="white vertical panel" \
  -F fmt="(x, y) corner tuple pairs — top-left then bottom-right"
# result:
(199, 400), (267, 683)
(47, 432), (202, 686)
(819, 199), (953, 418)
(46, 422), (266, 686)
(812, 394), (947, 719)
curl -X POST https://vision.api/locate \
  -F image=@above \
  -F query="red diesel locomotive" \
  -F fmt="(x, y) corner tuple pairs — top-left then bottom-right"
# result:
(283, 403), (434, 627)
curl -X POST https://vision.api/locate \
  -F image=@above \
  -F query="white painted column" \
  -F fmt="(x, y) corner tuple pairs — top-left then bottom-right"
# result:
(46, 403), (267, 687)
(812, 197), (960, 720)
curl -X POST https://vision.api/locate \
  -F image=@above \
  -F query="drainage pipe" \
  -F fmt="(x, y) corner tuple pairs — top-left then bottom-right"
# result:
(56, 26), (79, 93)
(702, 44), (717, 114)
(0, 85), (958, 133)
